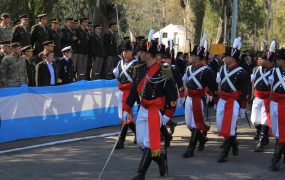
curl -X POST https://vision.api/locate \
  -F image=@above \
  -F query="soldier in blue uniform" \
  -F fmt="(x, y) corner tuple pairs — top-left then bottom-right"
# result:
(113, 40), (138, 149)
(57, 46), (76, 85)
(182, 42), (218, 158)
(122, 39), (178, 179)
(215, 37), (250, 163)
(250, 41), (276, 152)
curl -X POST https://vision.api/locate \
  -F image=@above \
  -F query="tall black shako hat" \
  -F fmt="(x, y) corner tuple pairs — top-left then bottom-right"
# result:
(190, 34), (208, 58)
(262, 40), (276, 62)
(276, 48), (285, 60)
(224, 36), (242, 61)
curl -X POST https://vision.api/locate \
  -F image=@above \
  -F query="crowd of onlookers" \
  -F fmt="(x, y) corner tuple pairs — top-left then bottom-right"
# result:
(0, 12), (121, 88)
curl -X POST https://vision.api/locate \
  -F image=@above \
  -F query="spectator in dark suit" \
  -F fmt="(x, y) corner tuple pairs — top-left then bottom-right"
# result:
(35, 51), (56, 86)
(103, 22), (118, 79)
(57, 46), (76, 85)
(175, 52), (187, 76)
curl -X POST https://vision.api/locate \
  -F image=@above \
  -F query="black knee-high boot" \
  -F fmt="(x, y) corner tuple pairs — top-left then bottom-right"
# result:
(152, 153), (167, 177)
(270, 140), (285, 171)
(183, 128), (200, 158)
(198, 130), (208, 151)
(217, 137), (232, 163)
(115, 124), (129, 149)
(132, 148), (152, 180)
(129, 122), (137, 144)
(166, 119), (177, 135)
(231, 136), (239, 155)
(253, 124), (262, 141)
(160, 125), (173, 148)
(255, 125), (269, 152)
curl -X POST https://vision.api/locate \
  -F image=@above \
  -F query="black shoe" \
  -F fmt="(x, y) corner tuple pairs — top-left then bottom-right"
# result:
(271, 158), (280, 171)
(255, 125), (269, 152)
(166, 119), (177, 135)
(253, 125), (261, 141)
(183, 147), (194, 158)
(131, 148), (152, 180)
(115, 138), (125, 149)
(152, 153), (167, 177)
(217, 138), (231, 163)
(255, 142), (265, 152)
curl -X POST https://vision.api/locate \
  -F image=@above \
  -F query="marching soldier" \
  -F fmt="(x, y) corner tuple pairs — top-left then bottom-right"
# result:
(250, 40), (276, 152)
(113, 40), (138, 149)
(57, 46), (76, 85)
(182, 41), (218, 158)
(48, 18), (62, 59)
(122, 39), (178, 179)
(30, 13), (50, 55)
(269, 48), (285, 171)
(0, 13), (12, 42)
(215, 37), (250, 163)
(22, 45), (36, 86)
(103, 22), (118, 79)
(12, 14), (30, 46)
(0, 42), (27, 87)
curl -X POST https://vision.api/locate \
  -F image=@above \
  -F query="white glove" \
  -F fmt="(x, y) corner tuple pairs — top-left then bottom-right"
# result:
(239, 108), (246, 119)
(162, 115), (170, 125)
(182, 74), (188, 83)
(113, 67), (119, 78)
(268, 75), (274, 85)
(122, 111), (130, 122)
(216, 72), (221, 83)
(213, 104), (217, 111)
(206, 95), (213, 104)
(250, 74), (256, 81)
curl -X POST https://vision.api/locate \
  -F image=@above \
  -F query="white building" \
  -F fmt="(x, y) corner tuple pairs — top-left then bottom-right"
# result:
(153, 24), (190, 54)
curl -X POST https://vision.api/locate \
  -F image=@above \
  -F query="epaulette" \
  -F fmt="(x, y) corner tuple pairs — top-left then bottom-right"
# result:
(132, 63), (146, 79)
(161, 63), (174, 80)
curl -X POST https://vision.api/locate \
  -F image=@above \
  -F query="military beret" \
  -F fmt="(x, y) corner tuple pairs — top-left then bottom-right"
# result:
(94, 24), (102, 28)
(19, 14), (29, 20)
(10, 42), (21, 48)
(21, 45), (34, 52)
(276, 49), (285, 60)
(43, 40), (56, 46)
(1, 13), (11, 19)
(37, 13), (47, 19)
(80, 18), (88, 22)
(51, 18), (60, 23)
(61, 46), (73, 52)
(0, 41), (11, 46)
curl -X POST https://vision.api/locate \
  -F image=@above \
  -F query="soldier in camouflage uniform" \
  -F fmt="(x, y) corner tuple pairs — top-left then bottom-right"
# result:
(0, 42), (27, 87)
(12, 14), (31, 47)
(0, 13), (13, 42)
(0, 40), (11, 64)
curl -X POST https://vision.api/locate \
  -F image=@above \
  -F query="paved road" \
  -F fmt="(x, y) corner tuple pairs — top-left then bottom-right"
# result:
(0, 113), (284, 180)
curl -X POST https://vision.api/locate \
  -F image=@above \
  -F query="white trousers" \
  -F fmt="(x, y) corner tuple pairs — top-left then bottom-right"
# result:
(184, 96), (204, 130)
(117, 90), (123, 120)
(216, 98), (240, 136)
(136, 106), (162, 149)
(250, 97), (268, 126)
(270, 101), (279, 139)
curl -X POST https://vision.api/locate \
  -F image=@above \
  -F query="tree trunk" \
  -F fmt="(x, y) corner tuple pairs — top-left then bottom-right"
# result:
(263, 0), (272, 50)
(191, 0), (206, 45)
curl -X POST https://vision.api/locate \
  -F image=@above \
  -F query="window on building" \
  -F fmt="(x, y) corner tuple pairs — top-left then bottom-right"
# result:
(162, 32), (167, 38)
